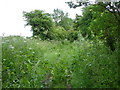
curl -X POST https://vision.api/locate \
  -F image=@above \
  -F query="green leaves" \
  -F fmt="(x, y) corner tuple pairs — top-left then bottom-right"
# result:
(23, 10), (53, 40)
(74, 3), (120, 51)
(2, 36), (119, 88)
(52, 9), (74, 31)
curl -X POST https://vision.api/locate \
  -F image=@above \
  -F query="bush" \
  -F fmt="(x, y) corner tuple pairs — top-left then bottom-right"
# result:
(50, 26), (78, 41)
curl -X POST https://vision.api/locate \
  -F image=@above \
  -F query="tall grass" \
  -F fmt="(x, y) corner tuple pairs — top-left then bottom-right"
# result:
(2, 36), (119, 88)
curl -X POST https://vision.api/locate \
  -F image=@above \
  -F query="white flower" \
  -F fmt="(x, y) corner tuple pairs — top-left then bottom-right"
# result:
(19, 51), (22, 53)
(55, 52), (57, 55)
(3, 59), (6, 61)
(37, 43), (39, 45)
(88, 64), (91, 66)
(65, 39), (68, 41)
(34, 36), (37, 38)
(11, 47), (14, 49)
(32, 52), (35, 54)
(29, 48), (32, 50)
(9, 45), (14, 49)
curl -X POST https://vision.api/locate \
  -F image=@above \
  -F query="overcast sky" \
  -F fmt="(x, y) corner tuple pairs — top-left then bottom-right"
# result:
(0, 0), (83, 37)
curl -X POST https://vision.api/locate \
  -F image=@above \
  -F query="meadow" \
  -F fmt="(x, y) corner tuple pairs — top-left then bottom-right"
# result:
(2, 36), (119, 88)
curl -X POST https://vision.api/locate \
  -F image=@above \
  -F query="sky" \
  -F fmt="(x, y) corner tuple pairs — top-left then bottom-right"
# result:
(0, 0), (83, 37)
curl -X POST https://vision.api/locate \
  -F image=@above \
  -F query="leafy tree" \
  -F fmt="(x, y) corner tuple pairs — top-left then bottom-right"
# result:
(74, 6), (93, 39)
(66, 0), (120, 16)
(23, 10), (53, 40)
(52, 9), (66, 25)
(59, 17), (74, 31)
(67, 1), (120, 51)
(52, 9), (74, 30)
(89, 7), (118, 51)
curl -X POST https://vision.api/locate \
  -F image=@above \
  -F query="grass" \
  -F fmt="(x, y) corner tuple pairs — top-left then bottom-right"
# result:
(2, 36), (119, 88)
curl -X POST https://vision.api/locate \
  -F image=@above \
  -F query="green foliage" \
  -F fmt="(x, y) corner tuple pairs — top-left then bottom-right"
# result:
(59, 17), (74, 31)
(2, 36), (119, 88)
(89, 10), (118, 51)
(74, 4), (120, 51)
(52, 9), (66, 25)
(52, 9), (74, 30)
(23, 10), (53, 40)
(50, 26), (78, 41)
(74, 6), (93, 39)
(23, 9), (75, 41)
(2, 2), (120, 88)
(71, 42), (118, 88)
(67, 1), (120, 51)
(50, 26), (67, 40)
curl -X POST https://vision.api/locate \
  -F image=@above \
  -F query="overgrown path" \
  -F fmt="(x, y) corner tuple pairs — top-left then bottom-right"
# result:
(2, 36), (118, 88)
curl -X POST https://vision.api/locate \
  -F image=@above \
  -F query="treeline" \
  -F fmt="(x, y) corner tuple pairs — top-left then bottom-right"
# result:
(23, 1), (120, 51)
(23, 9), (77, 42)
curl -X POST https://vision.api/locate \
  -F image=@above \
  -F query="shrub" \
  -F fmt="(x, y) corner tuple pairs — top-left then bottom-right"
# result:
(50, 26), (78, 41)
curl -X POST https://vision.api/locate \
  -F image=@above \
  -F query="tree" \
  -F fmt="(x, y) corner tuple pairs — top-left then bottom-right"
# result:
(74, 6), (93, 39)
(66, 1), (120, 51)
(23, 10), (53, 40)
(52, 9), (66, 25)
(59, 17), (74, 31)
(52, 9), (74, 30)
(66, 1), (120, 33)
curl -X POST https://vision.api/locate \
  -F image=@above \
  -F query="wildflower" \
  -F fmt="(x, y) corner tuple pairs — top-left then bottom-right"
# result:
(65, 39), (68, 41)
(55, 52), (58, 55)
(32, 52), (35, 54)
(29, 48), (32, 50)
(34, 36), (37, 38)
(88, 64), (91, 67)
(11, 47), (14, 49)
(3, 59), (6, 61)
(19, 51), (22, 53)
(9, 45), (14, 49)
(37, 43), (39, 45)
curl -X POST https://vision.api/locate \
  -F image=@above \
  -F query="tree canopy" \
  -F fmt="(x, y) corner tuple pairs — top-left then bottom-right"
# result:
(23, 10), (53, 40)
(67, 0), (120, 51)
(52, 9), (74, 30)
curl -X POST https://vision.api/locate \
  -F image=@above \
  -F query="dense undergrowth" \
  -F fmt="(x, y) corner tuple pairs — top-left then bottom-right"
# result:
(2, 36), (119, 88)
